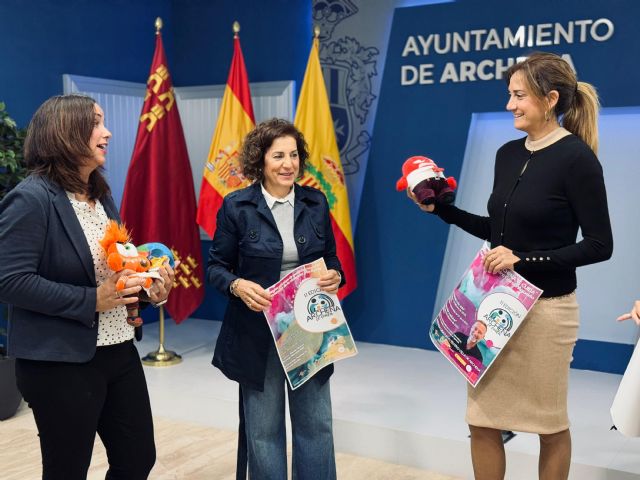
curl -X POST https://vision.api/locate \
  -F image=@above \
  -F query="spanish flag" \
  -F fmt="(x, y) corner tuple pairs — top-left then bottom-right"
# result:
(197, 29), (255, 238)
(295, 36), (357, 298)
(121, 23), (204, 323)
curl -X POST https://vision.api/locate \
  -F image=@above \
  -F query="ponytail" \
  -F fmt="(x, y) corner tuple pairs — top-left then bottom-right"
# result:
(562, 81), (600, 154)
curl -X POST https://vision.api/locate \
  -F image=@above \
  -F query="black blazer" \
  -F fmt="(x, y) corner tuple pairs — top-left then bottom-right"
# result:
(207, 182), (344, 391)
(0, 174), (121, 362)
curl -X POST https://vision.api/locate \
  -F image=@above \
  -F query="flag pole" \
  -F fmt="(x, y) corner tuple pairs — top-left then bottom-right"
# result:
(142, 305), (182, 366)
(138, 16), (183, 367)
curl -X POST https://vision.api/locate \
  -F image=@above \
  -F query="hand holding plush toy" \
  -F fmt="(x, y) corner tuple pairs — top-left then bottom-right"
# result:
(396, 156), (457, 206)
(99, 220), (175, 326)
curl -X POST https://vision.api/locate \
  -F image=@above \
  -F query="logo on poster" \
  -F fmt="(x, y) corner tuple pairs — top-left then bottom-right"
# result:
(477, 292), (524, 338)
(294, 278), (345, 333)
(307, 292), (335, 315)
(486, 307), (513, 334)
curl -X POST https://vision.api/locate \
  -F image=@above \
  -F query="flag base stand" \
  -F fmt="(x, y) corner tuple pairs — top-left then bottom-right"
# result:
(141, 344), (182, 366)
(141, 306), (183, 367)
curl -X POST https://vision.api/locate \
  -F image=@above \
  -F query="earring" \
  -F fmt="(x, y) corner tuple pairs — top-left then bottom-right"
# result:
(545, 110), (550, 122)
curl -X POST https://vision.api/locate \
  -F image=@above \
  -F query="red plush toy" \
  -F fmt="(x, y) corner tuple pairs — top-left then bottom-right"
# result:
(396, 155), (457, 205)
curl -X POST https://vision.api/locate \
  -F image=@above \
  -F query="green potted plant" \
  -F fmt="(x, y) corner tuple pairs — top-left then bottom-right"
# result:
(0, 101), (26, 420)
(0, 102), (27, 200)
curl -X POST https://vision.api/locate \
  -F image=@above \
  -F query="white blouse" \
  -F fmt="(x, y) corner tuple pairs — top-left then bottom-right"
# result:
(67, 193), (134, 346)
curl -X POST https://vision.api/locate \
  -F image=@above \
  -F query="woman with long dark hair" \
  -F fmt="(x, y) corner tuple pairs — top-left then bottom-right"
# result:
(0, 94), (176, 479)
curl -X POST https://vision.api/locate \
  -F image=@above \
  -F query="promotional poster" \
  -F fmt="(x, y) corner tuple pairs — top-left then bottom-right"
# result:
(430, 244), (542, 386)
(264, 258), (358, 389)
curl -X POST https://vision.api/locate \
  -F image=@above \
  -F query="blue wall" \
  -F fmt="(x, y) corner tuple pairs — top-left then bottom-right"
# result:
(0, 0), (172, 127)
(171, 0), (311, 92)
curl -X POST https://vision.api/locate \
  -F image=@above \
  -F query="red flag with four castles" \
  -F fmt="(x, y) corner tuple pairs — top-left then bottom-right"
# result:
(120, 26), (204, 323)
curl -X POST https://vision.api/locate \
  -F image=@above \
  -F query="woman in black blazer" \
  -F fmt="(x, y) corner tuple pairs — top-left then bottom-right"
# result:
(208, 118), (344, 480)
(0, 95), (175, 480)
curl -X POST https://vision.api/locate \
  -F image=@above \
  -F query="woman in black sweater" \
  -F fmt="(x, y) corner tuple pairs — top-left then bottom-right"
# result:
(409, 52), (613, 479)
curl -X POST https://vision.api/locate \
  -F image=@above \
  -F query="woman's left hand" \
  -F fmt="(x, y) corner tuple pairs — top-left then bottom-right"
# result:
(144, 260), (179, 305)
(317, 269), (341, 295)
(483, 246), (520, 274)
(617, 300), (640, 326)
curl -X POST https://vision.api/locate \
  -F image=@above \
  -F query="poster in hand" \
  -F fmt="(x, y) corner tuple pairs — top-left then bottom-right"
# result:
(264, 258), (358, 389)
(430, 243), (542, 387)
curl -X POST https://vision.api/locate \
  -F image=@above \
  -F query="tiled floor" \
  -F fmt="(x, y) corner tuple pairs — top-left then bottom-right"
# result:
(138, 319), (640, 480)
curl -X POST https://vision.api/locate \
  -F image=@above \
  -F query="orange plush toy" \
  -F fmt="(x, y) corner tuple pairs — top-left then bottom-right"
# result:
(99, 221), (158, 326)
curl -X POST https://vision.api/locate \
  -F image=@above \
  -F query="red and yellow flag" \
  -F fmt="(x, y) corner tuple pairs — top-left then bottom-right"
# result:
(295, 37), (357, 299)
(120, 28), (204, 324)
(197, 33), (255, 238)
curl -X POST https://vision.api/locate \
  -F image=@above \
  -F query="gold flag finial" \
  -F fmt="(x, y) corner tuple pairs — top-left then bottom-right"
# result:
(313, 25), (321, 39)
(155, 17), (163, 34)
(233, 21), (240, 38)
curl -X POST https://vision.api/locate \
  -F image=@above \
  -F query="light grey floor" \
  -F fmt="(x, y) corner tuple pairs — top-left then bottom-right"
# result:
(138, 319), (640, 480)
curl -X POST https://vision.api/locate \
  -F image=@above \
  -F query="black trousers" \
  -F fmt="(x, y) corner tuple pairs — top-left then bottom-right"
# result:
(15, 340), (156, 480)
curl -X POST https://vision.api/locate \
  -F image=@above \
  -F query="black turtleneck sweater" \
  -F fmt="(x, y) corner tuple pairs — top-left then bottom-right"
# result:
(435, 134), (613, 297)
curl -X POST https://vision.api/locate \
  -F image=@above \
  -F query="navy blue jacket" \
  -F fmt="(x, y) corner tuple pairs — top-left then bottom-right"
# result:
(0, 175), (119, 362)
(207, 182), (344, 391)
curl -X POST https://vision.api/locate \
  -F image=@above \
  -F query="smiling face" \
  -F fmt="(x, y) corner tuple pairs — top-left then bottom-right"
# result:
(469, 321), (487, 343)
(506, 71), (549, 137)
(262, 135), (300, 198)
(87, 103), (111, 169)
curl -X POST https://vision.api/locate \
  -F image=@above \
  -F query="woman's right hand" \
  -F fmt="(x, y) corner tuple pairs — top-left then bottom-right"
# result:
(234, 278), (272, 312)
(96, 270), (145, 312)
(407, 188), (435, 213)
(617, 300), (640, 326)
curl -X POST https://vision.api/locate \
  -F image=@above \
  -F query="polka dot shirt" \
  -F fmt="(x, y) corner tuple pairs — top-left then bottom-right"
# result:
(67, 193), (134, 346)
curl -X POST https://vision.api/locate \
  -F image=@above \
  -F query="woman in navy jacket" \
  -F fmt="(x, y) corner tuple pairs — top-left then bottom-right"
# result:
(208, 118), (344, 480)
(0, 95), (175, 479)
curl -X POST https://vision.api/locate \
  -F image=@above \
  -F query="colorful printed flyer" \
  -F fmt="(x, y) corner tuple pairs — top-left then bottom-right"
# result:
(264, 258), (358, 390)
(430, 243), (543, 387)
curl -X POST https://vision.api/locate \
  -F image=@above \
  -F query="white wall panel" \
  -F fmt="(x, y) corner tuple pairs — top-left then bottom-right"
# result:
(175, 81), (294, 203)
(63, 74), (294, 211)
(63, 74), (144, 208)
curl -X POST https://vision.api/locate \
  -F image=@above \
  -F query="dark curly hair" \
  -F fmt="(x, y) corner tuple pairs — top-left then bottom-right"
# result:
(241, 118), (309, 182)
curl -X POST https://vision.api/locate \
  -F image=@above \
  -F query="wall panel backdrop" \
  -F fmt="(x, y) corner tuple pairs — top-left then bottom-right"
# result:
(345, 0), (640, 373)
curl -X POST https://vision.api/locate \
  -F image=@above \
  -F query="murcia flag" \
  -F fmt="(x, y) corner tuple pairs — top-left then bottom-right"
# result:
(197, 31), (255, 238)
(295, 36), (357, 299)
(120, 26), (204, 323)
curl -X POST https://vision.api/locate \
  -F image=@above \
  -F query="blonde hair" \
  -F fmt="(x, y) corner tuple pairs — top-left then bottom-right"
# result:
(506, 52), (600, 153)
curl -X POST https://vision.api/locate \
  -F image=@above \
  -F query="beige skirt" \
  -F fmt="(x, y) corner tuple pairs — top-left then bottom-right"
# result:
(466, 292), (579, 434)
